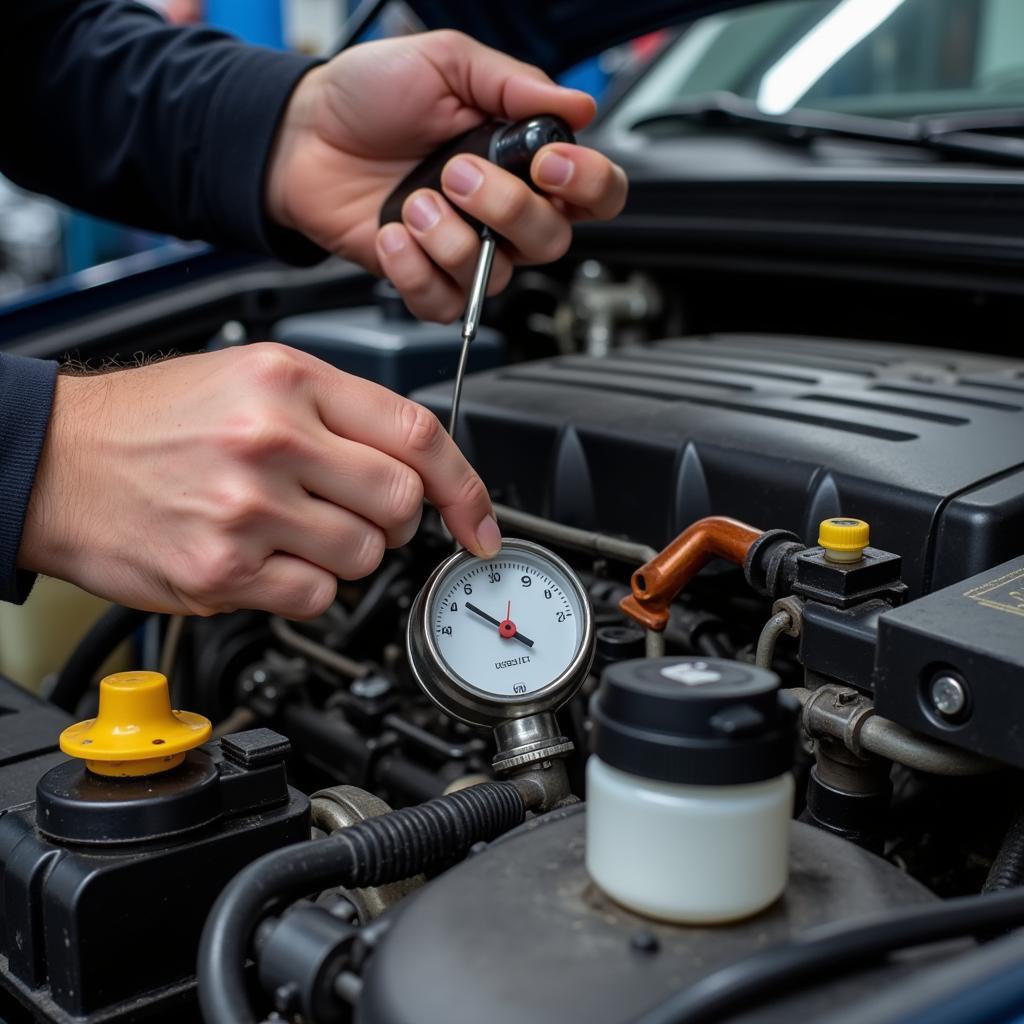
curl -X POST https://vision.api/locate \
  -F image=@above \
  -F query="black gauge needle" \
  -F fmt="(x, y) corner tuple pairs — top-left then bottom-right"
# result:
(465, 602), (535, 648)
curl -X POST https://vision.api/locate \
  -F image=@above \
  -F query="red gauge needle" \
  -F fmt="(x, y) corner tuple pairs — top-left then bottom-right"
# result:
(465, 602), (534, 648)
(499, 600), (517, 639)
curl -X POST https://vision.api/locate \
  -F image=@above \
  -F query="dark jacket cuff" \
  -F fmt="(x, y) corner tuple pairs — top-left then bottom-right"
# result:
(0, 354), (58, 604)
(200, 46), (327, 266)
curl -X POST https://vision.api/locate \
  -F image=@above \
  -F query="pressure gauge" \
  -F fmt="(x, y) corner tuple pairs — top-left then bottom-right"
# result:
(407, 539), (595, 729)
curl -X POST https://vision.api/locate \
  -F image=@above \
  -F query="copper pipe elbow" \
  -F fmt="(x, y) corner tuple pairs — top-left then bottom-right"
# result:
(619, 517), (764, 631)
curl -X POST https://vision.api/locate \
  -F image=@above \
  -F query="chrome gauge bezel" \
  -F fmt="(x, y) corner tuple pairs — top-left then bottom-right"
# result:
(407, 538), (595, 728)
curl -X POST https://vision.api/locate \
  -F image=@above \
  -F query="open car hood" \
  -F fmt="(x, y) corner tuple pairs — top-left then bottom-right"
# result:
(400, 0), (767, 73)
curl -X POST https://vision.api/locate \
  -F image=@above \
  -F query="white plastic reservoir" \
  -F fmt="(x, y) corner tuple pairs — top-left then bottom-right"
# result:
(586, 657), (797, 924)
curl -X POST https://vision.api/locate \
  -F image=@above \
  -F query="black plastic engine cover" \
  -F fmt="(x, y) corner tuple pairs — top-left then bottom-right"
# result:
(413, 335), (1024, 596)
(0, 676), (72, 814)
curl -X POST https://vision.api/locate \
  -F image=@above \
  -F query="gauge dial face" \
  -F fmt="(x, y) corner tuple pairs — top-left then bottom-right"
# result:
(429, 546), (587, 699)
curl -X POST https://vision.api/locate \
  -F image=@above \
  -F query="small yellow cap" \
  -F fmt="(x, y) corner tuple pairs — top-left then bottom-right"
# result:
(818, 517), (870, 562)
(59, 671), (211, 778)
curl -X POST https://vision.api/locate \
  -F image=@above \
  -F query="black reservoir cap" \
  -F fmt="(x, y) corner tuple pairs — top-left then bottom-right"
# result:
(589, 658), (797, 786)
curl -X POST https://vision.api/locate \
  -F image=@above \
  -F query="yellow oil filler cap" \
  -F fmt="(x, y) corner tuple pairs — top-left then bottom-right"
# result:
(59, 671), (212, 777)
(818, 517), (870, 564)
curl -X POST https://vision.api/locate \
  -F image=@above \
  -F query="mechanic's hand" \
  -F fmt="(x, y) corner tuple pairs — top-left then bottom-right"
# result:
(18, 344), (500, 619)
(266, 30), (628, 322)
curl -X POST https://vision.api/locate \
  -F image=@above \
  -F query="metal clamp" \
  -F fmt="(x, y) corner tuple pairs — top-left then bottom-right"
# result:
(490, 712), (574, 774)
(801, 685), (876, 760)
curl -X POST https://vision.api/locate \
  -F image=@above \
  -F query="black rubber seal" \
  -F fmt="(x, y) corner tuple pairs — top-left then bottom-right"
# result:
(589, 657), (797, 786)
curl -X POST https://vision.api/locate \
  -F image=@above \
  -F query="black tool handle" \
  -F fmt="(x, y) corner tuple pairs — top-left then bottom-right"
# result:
(379, 115), (575, 230)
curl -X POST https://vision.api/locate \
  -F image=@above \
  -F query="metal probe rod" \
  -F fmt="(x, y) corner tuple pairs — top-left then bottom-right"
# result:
(447, 230), (496, 438)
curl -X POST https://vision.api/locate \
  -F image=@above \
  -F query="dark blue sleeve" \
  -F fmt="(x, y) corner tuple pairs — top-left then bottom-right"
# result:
(1, 0), (325, 265)
(0, 355), (58, 605)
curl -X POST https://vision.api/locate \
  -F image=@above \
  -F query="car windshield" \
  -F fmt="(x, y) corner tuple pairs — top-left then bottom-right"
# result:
(605, 0), (1024, 129)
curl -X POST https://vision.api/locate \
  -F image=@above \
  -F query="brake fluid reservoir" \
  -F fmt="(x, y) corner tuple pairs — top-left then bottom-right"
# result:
(586, 657), (797, 924)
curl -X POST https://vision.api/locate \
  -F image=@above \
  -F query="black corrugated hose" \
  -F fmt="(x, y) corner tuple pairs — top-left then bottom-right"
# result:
(984, 805), (1024, 893)
(49, 605), (152, 712)
(197, 781), (526, 1024)
(633, 885), (1024, 1024)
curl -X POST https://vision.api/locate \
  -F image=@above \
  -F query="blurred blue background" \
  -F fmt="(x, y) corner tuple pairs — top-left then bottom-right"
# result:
(1, 0), (655, 301)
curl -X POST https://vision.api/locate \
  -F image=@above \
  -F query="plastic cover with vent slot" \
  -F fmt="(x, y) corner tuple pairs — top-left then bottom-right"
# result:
(413, 335), (1024, 596)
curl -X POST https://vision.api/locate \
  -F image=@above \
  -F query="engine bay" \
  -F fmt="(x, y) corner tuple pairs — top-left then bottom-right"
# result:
(3, 270), (1024, 1024)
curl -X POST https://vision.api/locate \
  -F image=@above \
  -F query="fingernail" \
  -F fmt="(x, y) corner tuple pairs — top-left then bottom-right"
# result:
(475, 514), (502, 558)
(406, 193), (441, 232)
(445, 159), (484, 197)
(379, 224), (405, 254)
(535, 152), (574, 187)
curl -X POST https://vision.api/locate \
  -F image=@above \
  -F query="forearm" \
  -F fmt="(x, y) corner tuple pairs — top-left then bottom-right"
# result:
(0, 354), (58, 604)
(1, 0), (324, 262)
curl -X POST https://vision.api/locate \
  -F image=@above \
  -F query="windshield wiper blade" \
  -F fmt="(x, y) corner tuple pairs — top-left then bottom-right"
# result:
(917, 108), (1024, 164)
(918, 108), (1024, 135)
(631, 92), (915, 141)
(630, 92), (1024, 167)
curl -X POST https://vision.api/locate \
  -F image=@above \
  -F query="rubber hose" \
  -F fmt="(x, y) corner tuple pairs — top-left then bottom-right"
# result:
(695, 633), (728, 659)
(49, 605), (152, 712)
(339, 558), (405, 642)
(984, 807), (1024, 893)
(634, 886), (1024, 1024)
(197, 781), (525, 1024)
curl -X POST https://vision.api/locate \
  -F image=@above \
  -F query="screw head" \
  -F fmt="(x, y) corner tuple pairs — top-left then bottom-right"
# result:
(930, 675), (967, 719)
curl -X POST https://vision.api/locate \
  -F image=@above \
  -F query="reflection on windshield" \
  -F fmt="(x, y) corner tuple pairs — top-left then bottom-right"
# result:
(757, 0), (908, 113)
(608, 0), (1024, 127)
